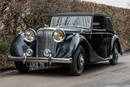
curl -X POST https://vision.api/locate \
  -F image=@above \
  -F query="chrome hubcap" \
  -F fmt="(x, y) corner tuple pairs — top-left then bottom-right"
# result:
(79, 54), (84, 69)
(115, 48), (118, 62)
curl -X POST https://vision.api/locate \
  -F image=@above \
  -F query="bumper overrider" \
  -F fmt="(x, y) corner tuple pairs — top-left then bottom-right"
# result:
(8, 56), (72, 64)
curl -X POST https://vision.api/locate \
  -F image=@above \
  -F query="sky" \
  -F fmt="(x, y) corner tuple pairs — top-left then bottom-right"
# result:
(83, 0), (130, 9)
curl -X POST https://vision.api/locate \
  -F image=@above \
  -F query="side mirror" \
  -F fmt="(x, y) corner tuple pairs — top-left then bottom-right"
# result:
(80, 29), (91, 34)
(92, 29), (106, 32)
(44, 24), (49, 27)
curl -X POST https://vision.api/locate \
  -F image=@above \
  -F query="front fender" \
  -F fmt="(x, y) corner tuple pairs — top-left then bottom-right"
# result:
(54, 34), (90, 58)
(10, 33), (30, 57)
(54, 34), (80, 58)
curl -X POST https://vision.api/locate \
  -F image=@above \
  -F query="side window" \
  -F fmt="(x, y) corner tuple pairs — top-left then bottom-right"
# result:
(106, 18), (115, 33)
(92, 16), (106, 29)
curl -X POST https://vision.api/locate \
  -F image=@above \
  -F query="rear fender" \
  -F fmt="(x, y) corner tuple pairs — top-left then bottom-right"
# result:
(111, 35), (123, 55)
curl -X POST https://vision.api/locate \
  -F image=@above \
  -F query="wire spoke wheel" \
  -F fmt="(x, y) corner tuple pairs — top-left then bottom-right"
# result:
(77, 53), (85, 71)
(109, 43), (119, 65)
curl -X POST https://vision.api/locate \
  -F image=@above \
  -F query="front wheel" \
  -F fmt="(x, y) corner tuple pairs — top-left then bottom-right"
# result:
(109, 43), (119, 65)
(69, 45), (86, 76)
(15, 61), (29, 73)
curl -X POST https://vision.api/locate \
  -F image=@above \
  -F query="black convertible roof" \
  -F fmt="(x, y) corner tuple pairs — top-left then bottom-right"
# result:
(53, 12), (107, 17)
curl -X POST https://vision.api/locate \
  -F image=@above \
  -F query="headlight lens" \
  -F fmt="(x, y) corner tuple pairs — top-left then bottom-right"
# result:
(24, 28), (36, 42)
(53, 29), (65, 42)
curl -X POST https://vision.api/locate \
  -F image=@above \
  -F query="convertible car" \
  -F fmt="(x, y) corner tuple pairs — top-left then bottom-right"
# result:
(9, 12), (122, 76)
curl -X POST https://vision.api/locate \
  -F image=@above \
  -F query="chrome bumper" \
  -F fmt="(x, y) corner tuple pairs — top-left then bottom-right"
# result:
(8, 56), (72, 63)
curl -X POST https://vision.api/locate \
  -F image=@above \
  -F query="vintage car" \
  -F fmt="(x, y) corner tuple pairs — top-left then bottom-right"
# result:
(9, 12), (122, 76)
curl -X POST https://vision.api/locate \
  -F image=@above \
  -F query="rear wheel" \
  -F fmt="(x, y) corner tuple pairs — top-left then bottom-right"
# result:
(109, 43), (119, 65)
(69, 45), (86, 76)
(15, 61), (29, 73)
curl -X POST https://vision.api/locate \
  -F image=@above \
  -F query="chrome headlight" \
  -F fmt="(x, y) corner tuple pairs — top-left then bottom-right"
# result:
(52, 29), (65, 42)
(24, 28), (36, 42)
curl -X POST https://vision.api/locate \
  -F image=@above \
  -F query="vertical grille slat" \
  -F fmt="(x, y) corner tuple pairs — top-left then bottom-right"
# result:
(37, 30), (57, 57)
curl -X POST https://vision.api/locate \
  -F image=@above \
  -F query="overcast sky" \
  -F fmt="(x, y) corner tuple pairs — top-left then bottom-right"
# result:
(83, 0), (130, 9)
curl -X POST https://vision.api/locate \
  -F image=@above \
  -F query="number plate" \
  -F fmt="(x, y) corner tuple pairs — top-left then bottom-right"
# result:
(29, 62), (48, 70)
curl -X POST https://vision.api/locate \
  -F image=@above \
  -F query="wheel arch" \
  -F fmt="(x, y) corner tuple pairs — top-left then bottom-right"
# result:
(55, 34), (91, 59)
(78, 37), (90, 62)
(111, 35), (123, 55)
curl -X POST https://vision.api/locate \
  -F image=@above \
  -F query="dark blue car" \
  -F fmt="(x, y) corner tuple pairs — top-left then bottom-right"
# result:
(9, 12), (122, 76)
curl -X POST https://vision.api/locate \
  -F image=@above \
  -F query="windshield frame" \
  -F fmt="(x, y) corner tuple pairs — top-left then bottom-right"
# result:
(50, 15), (92, 29)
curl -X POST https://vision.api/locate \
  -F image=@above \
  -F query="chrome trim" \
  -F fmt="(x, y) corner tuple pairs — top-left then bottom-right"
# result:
(36, 38), (39, 57)
(37, 27), (81, 33)
(52, 28), (66, 43)
(91, 32), (113, 35)
(92, 29), (106, 31)
(26, 49), (33, 57)
(8, 56), (72, 63)
(80, 29), (91, 34)
(24, 28), (36, 42)
(37, 29), (57, 57)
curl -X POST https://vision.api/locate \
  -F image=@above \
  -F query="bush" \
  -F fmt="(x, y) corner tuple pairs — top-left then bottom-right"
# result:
(0, 41), (8, 54)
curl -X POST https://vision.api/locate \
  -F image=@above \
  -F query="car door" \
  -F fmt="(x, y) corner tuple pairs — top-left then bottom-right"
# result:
(90, 16), (108, 58)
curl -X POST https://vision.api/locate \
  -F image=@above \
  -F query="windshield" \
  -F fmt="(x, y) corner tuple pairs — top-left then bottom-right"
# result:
(50, 16), (92, 28)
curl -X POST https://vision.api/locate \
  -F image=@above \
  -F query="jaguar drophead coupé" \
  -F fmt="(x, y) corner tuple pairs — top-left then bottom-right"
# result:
(9, 12), (122, 76)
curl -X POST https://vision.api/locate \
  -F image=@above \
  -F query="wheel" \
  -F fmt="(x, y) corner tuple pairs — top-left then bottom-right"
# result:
(15, 61), (29, 73)
(69, 45), (86, 76)
(109, 43), (119, 65)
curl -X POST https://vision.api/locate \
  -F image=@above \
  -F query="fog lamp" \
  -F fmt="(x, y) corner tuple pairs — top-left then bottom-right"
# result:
(44, 49), (51, 57)
(26, 49), (33, 57)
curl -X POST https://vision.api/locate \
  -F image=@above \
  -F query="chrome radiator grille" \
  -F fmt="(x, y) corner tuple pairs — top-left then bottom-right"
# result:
(37, 30), (57, 57)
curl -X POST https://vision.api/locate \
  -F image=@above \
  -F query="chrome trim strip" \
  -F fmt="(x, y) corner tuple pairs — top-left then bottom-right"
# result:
(36, 38), (38, 57)
(37, 27), (81, 33)
(8, 56), (72, 63)
(91, 32), (113, 35)
(37, 27), (113, 35)
(92, 29), (106, 31)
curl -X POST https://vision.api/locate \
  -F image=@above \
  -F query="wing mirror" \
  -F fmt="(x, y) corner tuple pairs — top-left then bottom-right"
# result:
(80, 29), (91, 34)
(44, 24), (49, 27)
